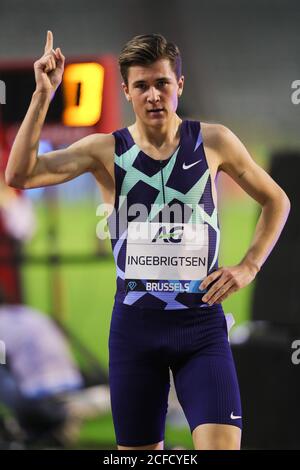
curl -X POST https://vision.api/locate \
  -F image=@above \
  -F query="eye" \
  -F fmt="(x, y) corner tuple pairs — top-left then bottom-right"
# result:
(157, 81), (168, 87)
(136, 83), (147, 90)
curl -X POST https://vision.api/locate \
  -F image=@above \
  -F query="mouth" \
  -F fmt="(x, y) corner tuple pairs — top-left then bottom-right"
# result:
(147, 108), (165, 116)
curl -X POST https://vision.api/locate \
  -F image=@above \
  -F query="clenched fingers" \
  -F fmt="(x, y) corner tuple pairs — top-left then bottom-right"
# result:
(40, 53), (56, 73)
(53, 47), (65, 68)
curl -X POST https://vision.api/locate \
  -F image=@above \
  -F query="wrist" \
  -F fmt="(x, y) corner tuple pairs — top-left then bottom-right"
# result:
(33, 88), (53, 99)
(239, 257), (261, 276)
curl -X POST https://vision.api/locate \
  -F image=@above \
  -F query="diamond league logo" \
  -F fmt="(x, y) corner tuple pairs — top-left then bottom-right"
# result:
(128, 281), (137, 290)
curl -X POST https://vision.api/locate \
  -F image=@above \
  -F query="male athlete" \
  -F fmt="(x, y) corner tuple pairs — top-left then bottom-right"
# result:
(5, 31), (290, 450)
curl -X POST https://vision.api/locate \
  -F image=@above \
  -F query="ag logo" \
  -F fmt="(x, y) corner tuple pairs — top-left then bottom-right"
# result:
(128, 281), (137, 290)
(152, 225), (184, 243)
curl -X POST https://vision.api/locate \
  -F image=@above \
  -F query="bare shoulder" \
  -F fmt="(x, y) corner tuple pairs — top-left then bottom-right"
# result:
(201, 122), (245, 173)
(201, 122), (233, 151)
(200, 122), (232, 172)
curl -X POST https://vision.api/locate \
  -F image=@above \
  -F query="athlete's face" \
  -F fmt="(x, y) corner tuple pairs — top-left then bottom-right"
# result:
(122, 59), (184, 126)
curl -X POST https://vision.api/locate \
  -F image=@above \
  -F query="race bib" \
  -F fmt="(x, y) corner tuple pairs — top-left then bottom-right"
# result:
(125, 222), (208, 294)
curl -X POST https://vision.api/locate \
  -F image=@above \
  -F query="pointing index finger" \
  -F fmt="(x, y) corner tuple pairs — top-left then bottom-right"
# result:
(44, 30), (53, 54)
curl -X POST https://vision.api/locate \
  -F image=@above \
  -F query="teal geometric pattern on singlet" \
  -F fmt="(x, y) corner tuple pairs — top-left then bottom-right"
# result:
(118, 145), (219, 238)
(108, 120), (220, 310)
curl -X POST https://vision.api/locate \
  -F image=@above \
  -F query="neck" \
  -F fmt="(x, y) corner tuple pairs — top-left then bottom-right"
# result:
(133, 114), (182, 149)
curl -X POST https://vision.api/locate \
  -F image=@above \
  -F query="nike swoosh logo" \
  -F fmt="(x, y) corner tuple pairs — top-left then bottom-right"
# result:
(182, 160), (202, 170)
(230, 412), (242, 420)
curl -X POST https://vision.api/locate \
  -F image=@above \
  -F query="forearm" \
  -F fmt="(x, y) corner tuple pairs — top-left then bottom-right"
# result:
(239, 193), (291, 274)
(5, 89), (52, 187)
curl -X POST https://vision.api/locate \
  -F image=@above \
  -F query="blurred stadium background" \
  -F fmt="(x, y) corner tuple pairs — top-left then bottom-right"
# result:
(0, 0), (299, 449)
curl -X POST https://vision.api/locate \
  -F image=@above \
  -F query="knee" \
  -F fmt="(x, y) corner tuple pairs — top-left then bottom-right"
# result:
(118, 441), (164, 450)
(209, 434), (240, 450)
(193, 424), (241, 450)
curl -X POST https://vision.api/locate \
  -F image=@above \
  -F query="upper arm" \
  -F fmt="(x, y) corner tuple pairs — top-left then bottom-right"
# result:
(22, 133), (114, 189)
(214, 125), (289, 206)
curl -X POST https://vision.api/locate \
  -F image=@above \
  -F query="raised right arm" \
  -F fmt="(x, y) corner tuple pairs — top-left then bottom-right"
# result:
(5, 31), (114, 189)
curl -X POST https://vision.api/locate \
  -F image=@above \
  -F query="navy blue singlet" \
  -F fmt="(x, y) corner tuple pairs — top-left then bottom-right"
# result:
(107, 120), (220, 310)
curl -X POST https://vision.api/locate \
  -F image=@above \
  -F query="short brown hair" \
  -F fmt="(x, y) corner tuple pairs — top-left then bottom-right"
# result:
(118, 33), (182, 86)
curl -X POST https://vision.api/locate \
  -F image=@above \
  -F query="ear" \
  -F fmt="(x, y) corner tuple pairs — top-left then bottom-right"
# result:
(122, 82), (131, 102)
(177, 75), (184, 97)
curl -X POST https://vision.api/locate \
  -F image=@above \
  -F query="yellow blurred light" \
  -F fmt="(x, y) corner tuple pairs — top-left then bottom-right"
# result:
(63, 62), (104, 126)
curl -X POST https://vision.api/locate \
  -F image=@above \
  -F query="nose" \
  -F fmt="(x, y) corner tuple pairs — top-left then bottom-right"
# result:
(147, 86), (160, 104)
